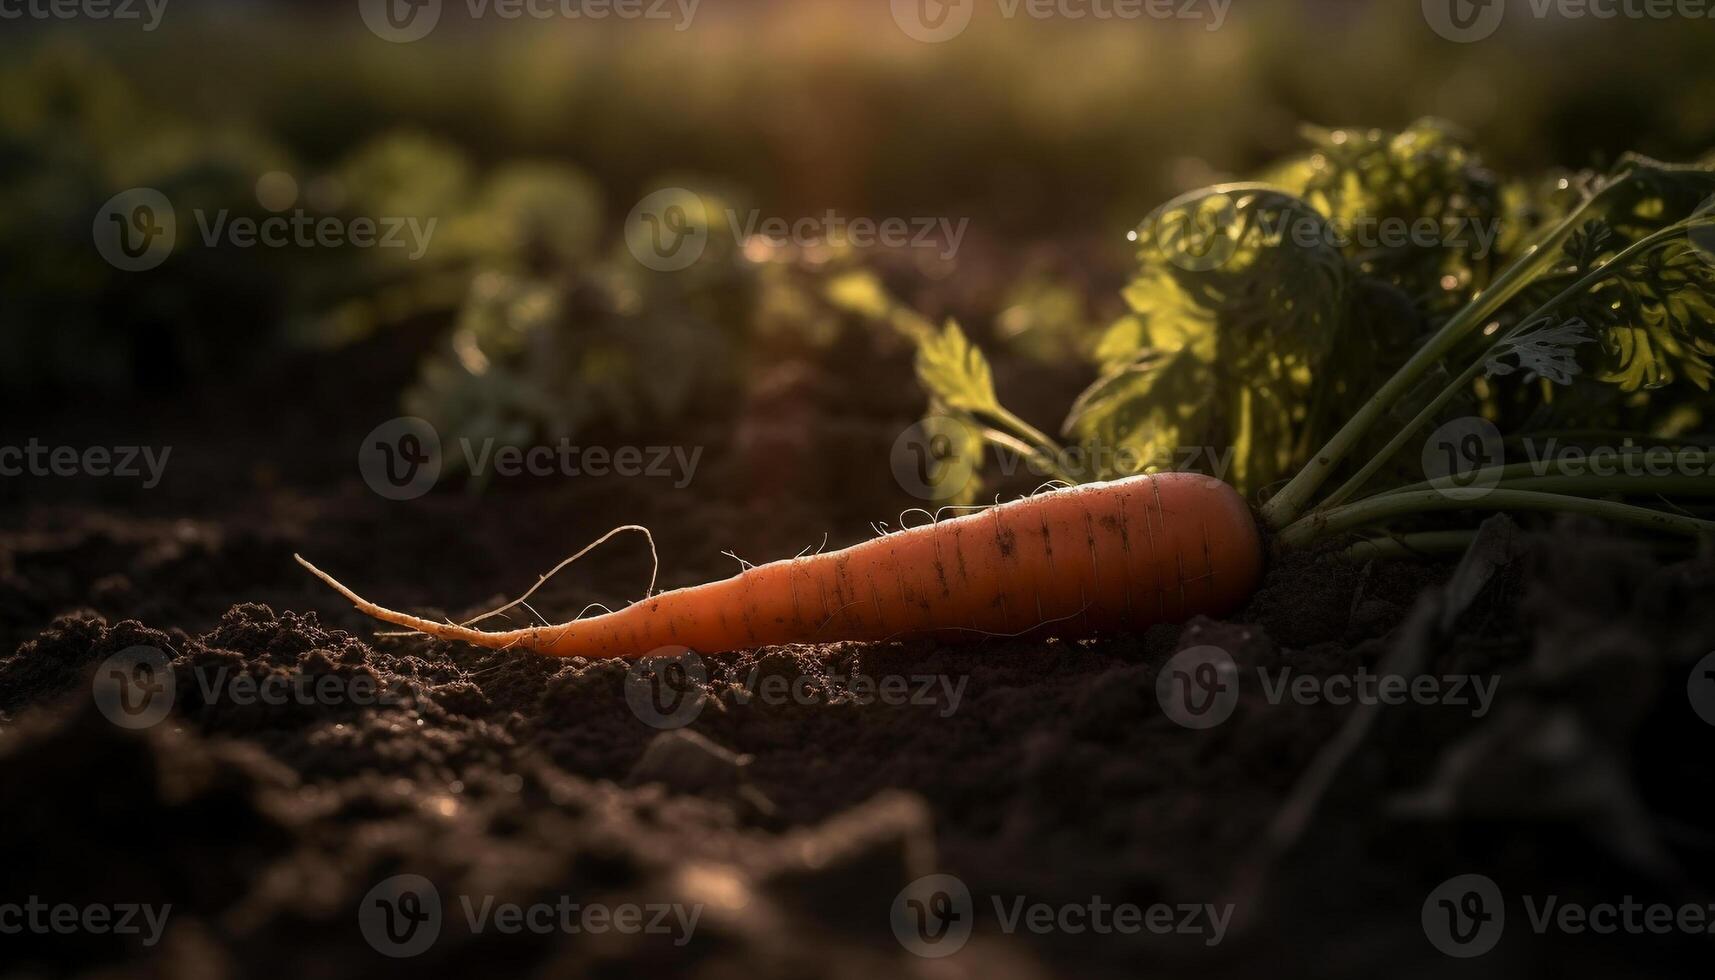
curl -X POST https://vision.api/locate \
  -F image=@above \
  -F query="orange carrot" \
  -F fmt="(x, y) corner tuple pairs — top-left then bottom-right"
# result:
(297, 473), (1262, 658)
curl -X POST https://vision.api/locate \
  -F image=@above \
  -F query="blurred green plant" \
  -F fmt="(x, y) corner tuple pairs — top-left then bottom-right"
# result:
(400, 188), (905, 481)
(0, 45), (285, 398)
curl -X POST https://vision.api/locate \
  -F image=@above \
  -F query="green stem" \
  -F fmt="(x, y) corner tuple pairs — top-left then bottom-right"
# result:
(1275, 489), (1715, 551)
(987, 406), (1063, 462)
(1504, 430), (1715, 449)
(1314, 221), (1701, 511)
(1357, 451), (1712, 500)
(1491, 475), (1715, 496)
(1259, 184), (1625, 530)
(980, 427), (1076, 485)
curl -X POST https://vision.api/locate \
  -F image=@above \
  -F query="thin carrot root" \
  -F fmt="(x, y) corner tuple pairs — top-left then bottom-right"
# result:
(298, 472), (1263, 659)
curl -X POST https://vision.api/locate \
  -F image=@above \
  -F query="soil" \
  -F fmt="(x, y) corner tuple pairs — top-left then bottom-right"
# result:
(4, 335), (1715, 979)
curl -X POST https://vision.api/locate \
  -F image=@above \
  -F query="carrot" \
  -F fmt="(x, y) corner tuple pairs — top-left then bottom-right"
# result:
(296, 472), (1262, 658)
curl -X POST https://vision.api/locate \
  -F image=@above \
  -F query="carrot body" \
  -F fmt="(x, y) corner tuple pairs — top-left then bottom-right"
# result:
(299, 473), (1262, 658)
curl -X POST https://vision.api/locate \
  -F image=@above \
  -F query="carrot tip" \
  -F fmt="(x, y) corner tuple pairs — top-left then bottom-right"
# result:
(294, 553), (366, 608)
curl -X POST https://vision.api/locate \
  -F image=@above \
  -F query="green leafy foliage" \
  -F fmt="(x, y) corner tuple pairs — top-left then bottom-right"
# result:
(1264, 119), (1512, 312)
(1484, 317), (1595, 385)
(1589, 239), (1715, 390)
(913, 319), (1003, 418)
(1064, 187), (1351, 492)
(402, 193), (907, 481)
(1535, 157), (1715, 392)
(896, 122), (1715, 510)
(402, 260), (746, 479)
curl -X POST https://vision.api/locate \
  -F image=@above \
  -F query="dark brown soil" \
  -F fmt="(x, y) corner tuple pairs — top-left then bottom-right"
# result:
(4, 344), (1714, 979)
